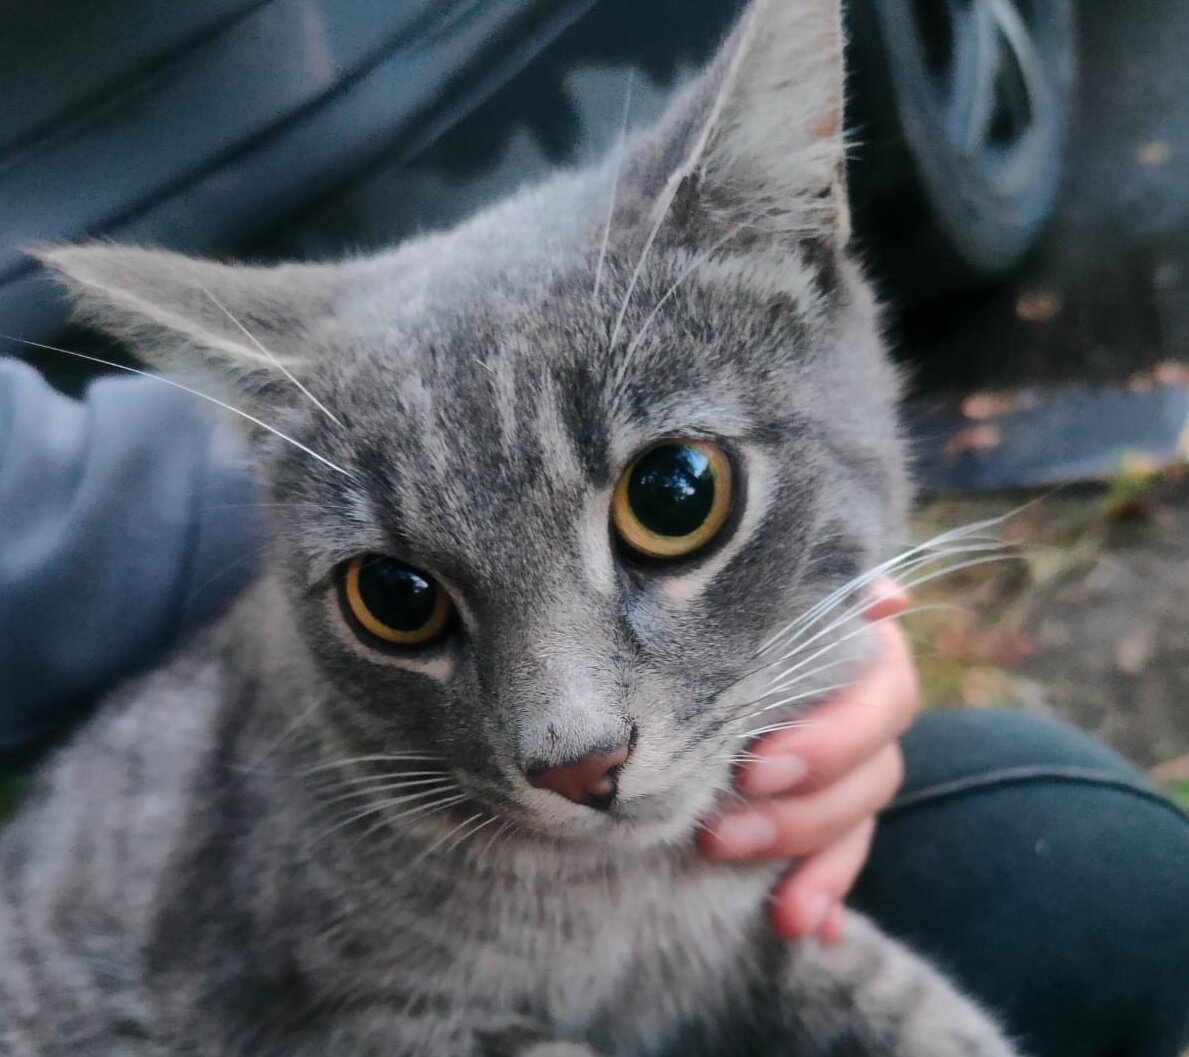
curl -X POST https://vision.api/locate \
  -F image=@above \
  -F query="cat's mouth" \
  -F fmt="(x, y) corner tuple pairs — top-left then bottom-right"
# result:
(451, 768), (719, 851)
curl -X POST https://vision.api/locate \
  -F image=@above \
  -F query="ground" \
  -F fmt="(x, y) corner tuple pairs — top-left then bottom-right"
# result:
(907, 470), (1189, 811)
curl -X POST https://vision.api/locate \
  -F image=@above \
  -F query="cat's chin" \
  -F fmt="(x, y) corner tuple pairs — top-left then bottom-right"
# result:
(507, 813), (699, 855)
(593, 813), (704, 853)
(494, 791), (715, 854)
(449, 771), (720, 853)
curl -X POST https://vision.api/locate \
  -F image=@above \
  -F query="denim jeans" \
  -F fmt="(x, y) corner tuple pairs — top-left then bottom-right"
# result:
(856, 709), (1189, 1057)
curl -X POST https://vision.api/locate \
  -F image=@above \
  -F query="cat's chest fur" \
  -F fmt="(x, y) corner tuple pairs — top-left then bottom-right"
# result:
(358, 848), (779, 1057)
(439, 852), (776, 1040)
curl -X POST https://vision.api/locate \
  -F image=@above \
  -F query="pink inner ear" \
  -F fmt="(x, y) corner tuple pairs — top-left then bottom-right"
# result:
(814, 107), (841, 141)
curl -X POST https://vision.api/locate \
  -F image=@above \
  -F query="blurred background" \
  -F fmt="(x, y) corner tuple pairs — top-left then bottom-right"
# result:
(0, 0), (1186, 801)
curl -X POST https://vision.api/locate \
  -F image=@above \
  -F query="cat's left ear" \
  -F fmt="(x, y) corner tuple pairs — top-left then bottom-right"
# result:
(37, 243), (337, 417)
(627, 0), (851, 249)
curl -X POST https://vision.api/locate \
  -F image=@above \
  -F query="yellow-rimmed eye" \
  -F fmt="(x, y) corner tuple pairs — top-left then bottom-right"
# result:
(341, 554), (453, 647)
(612, 440), (733, 559)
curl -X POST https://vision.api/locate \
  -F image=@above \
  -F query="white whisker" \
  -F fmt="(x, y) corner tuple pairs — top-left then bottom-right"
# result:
(613, 220), (756, 402)
(607, 186), (673, 354)
(201, 500), (312, 511)
(742, 604), (953, 723)
(444, 813), (500, 859)
(756, 516), (1016, 657)
(375, 792), (469, 828)
(413, 811), (487, 865)
(728, 652), (860, 706)
(757, 537), (1011, 664)
(313, 777), (457, 811)
(196, 283), (345, 429)
(299, 753), (445, 777)
(709, 750), (765, 766)
(735, 718), (818, 741)
(315, 769), (451, 787)
(316, 791), (469, 849)
(592, 71), (635, 303)
(1, 334), (353, 478)
(475, 818), (515, 866)
(704, 524), (1024, 758)
(186, 540), (268, 602)
(894, 552), (1023, 597)
(316, 779), (458, 813)
(756, 538), (999, 660)
(739, 680), (853, 721)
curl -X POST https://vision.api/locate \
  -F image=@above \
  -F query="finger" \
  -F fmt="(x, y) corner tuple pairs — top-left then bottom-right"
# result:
(817, 903), (848, 946)
(736, 577), (911, 797)
(736, 620), (917, 797)
(863, 575), (909, 622)
(767, 818), (875, 941)
(702, 743), (903, 861)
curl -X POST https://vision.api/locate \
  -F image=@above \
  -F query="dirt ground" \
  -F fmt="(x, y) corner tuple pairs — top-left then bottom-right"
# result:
(907, 472), (1189, 807)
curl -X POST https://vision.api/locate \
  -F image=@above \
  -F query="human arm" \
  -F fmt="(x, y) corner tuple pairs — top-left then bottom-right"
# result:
(0, 357), (261, 755)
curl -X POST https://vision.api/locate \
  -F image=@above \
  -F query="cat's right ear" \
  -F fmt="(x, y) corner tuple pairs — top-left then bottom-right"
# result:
(621, 0), (850, 251)
(37, 243), (337, 419)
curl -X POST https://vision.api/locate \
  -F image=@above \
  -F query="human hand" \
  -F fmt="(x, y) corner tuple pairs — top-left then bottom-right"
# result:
(698, 577), (917, 944)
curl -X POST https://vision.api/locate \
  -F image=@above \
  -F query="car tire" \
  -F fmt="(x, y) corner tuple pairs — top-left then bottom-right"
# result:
(847, 0), (1077, 298)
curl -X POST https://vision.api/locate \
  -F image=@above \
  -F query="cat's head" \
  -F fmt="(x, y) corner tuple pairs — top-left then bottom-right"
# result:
(42, 0), (907, 851)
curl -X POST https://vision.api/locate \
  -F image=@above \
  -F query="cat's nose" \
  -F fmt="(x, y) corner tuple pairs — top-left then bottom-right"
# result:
(524, 741), (632, 810)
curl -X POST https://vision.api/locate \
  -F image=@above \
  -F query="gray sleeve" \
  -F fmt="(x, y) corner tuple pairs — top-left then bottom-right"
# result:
(0, 357), (261, 752)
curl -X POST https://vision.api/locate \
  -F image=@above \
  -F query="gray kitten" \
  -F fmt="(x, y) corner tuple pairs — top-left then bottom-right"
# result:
(0, 1), (1021, 1054)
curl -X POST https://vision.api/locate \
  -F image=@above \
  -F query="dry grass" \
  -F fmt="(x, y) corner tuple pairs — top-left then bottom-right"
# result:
(906, 464), (1189, 806)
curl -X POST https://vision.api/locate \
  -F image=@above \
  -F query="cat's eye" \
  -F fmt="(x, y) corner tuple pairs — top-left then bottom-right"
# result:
(341, 554), (453, 647)
(612, 440), (733, 559)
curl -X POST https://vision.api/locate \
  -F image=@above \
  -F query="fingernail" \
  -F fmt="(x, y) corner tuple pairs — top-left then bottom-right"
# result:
(709, 812), (778, 857)
(807, 893), (833, 935)
(823, 904), (847, 945)
(743, 754), (808, 796)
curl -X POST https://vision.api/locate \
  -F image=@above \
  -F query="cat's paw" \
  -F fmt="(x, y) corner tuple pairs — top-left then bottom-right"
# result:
(785, 912), (1023, 1057)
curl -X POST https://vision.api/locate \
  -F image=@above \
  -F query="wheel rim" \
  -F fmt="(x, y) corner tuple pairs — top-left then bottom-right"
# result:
(908, 0), (1055, 169)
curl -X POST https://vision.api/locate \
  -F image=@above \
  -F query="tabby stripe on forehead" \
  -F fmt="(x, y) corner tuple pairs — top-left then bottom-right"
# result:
(356, 440), (417, 544)
(554, 360), (610, 482)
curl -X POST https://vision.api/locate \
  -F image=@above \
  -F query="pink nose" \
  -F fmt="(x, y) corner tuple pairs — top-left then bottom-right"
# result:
(525, 743), (632, 810)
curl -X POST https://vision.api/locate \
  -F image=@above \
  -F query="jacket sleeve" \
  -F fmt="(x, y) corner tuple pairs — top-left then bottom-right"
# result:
(0, 357), (261, 754)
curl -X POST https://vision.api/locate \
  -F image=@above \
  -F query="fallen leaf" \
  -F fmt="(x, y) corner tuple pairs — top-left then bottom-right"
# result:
(1115, 629), (1153, 675)
(1149, 753), (1189, 785)
(935, 615), (1035, 667)
(961, 390), (1025, 420)
(1129, 360), (1189, 390)
(1136, 139), (1172, 166)
(1102, 456), (1162, 522)
(945, 425), (1002, 459)
(1103, 494), (1156, 523)
(1023, 546), (1075, 588)
(1016, 290), (1063, 324)
(959, 667), (1018, 707)
(1153, 360), (1189, 386)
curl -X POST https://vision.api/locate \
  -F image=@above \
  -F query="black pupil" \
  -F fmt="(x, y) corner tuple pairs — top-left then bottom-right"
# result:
(357, 557), (438, 632)
(627, 444), (716, 539)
